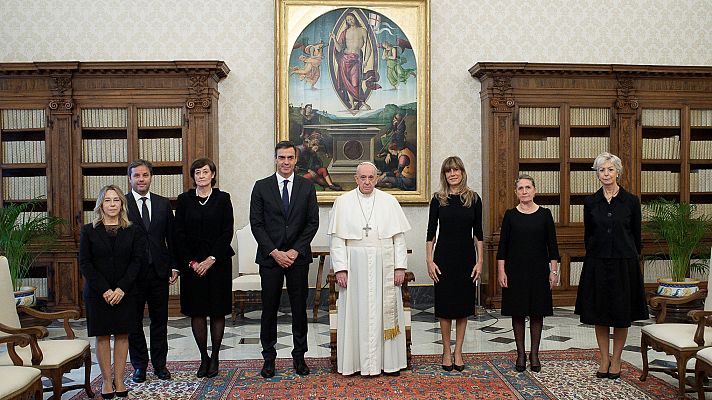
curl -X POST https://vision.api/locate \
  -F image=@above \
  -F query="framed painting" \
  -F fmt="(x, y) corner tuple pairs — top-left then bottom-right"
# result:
(275, 0), (430, 204)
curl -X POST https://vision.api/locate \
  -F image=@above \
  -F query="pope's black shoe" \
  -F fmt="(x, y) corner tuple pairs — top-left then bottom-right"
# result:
(293, 358), (310, 376)
(131, 368), (146, 383)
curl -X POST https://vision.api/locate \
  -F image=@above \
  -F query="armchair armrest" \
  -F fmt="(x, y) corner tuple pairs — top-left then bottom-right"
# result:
(649, 290), (707, 323)
(0, 332), (43, 366)
(0, 321), (49, 339)
(17, 306), (80, 339)
(690, 310), (712, 346)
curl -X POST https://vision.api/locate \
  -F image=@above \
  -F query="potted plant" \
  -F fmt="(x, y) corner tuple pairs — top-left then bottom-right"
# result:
(0, 198), (64, 306)
(644, 198), (711, 297)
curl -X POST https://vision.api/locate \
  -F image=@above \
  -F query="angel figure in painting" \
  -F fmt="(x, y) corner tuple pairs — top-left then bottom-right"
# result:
(291, 40), (325, 89)
(381, 40), (416, 89)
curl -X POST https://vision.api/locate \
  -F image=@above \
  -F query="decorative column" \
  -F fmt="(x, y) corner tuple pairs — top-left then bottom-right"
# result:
(186, 74), (214, 169)
(46, 73), (79, 310)
(614, 77), (639, 192)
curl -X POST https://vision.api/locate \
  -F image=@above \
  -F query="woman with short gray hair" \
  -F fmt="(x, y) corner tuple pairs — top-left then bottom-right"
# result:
(574, 152), (648, 380)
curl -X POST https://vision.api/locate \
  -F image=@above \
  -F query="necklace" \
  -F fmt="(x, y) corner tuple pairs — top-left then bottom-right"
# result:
(604, 186), (620, 202)
(197, 188), (213, 206)
(356, 192), (375, 237)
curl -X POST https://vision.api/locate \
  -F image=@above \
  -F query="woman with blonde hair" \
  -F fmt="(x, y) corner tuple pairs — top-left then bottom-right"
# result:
(79, 185), (145, 398)
(497, 175), (559, 372)
(426, 156), (483, 371)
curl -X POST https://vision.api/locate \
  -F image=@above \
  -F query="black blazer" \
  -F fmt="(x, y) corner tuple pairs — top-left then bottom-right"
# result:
(584, 187), (641, 259)
(249, 174), (319, 267)
(126, 192), (176, 279)
(79, 223), (145, 298)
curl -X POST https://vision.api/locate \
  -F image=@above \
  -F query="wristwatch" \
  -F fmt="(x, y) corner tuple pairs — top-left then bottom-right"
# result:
(550, 270), (559, 275)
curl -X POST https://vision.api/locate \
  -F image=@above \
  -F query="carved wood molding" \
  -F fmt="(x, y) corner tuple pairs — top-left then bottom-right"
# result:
(490, 75), (515, 111)
(615, 77), (639, 113)
(186, 74), (211, 110)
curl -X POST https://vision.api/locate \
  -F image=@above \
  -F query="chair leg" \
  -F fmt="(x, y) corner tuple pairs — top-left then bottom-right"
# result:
(639, 333), (649, 382)
(84, 349), (95, 398)
(695, 360), (706, 400)
(232, 292), (238, 323)
(48, 369), (63, 400)
(676, 355), (689, 397)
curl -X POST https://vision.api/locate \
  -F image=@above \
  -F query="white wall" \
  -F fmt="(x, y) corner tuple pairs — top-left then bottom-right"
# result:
(2, 0), (711, 284)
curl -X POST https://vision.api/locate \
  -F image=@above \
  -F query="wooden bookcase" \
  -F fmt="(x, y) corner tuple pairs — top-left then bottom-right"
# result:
(470, 63), (712, 308)
(0, 61), (229, 313)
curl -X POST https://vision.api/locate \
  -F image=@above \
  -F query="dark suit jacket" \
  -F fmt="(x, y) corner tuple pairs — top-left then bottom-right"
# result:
(250, 174), (319, 267)
(79, 223), (145, 298)
(126, 192), (176, 279)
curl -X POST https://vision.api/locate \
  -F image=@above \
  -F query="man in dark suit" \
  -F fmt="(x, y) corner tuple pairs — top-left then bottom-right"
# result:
(250, 141), (319, 378)
(126, 159), (178, 383)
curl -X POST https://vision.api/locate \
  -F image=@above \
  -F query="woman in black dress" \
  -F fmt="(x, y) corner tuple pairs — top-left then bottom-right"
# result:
(79, 185), (144, 398)
(497, 174), (559, 373)
(575, 152), (647, 380)
(175, 158), (235, 378)
(426, 156), (483, 371)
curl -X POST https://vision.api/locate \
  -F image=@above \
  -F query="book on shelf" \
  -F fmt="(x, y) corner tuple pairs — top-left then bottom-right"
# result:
(641, 109), (680, 127)
(2, 176), (47, 200)
(690, 169), (712, 192)
(544, 204), (560, 223)
(641, 136), (680, 159)
(1, 109), (45, 130)
(138, 138), (183, 162)
(151, 174), (184, 198)
(519, 137), (559, 158)
(518, 170), (560, 194)
(693, 203), (712, 219)
(690, 141), (712, 159)
(570, 107), (610, 126)
(137, 107), (183, 128)
(519, 107), (560, 126)
(81, 108), (128, 128)
(2, 140), (45, 164)
(17, 277), (48, 298)
(569, 204), (584, 223)
(82, 176), (128, 199)
(569, 137), (609, 159)
(640, 171), (679, 192)
(570, 171), (599, 193)
(82, 139), (128, 163)
(570, 261), (583, 286)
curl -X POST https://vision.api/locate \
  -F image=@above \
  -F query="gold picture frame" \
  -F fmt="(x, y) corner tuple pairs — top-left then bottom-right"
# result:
(275, 0), (430, 204)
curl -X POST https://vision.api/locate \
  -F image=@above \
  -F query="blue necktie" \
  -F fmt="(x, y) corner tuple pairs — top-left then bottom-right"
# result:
(282, 179), (289, 216)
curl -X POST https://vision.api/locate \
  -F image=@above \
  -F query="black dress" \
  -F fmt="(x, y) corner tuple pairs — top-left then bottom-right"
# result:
(79, 223), (144, 337)
(575, 187), (648, 327)
(496, 207), (559, 317)
(426, 193), (483, 319)
(175, 188), (235, 317)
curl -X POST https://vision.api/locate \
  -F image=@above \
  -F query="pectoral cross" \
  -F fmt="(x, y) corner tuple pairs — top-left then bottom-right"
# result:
(363, 224), (372, 237)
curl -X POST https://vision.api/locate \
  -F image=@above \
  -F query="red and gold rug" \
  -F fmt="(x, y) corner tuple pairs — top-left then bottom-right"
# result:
(69, 349), (685, 399)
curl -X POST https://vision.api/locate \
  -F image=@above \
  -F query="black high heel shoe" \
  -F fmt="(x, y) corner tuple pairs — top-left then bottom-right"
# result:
(515, 354), (526, 373)
(453, 352), (465, 372)
(207, 354), (219, 378)
(197, 355), (210, 378)
(529, 353), (541, 373)
(115, 389), (129, 398)
(595, 362), (610, 379)
(608, 361), (621, 380)
(441, 352), (453, 372)
(100, 383), (115, 399)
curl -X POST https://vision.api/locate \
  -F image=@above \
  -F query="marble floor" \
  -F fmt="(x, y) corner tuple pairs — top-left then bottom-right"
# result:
(29, 306), (701, 399)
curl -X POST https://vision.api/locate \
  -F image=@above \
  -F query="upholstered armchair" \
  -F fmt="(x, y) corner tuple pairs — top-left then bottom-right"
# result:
(0, 256), (93, 399)
(0, 333), (43, 400)
(327, 271), (415, 372)
(640, 248), (712, 397)
(231, 224), (261, 321)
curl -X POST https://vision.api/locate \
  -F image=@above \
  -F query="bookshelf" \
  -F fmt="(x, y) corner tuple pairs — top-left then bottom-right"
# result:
(0, 61), (229, 314)
(471, 63), (712, 308)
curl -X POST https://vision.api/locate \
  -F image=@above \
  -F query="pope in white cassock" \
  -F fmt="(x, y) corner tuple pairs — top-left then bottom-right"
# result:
(328, 162), (411, 376)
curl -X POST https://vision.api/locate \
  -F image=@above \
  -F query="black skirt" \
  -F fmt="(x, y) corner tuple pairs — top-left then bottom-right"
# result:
(575, 257), (649, 328)
(85, 294), (137, 337)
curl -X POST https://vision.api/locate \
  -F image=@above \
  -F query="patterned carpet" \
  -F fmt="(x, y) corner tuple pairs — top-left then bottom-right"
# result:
(69, 349), (684, 399)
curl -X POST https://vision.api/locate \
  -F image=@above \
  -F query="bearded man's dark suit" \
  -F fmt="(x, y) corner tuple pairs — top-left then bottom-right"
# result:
(126, 192), (176, 372)
(249, 173), (319, 361)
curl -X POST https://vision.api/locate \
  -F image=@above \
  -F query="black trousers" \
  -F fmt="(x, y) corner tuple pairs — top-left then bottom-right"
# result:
(259, 262), (309, 361)
(129, 266), (169, 370)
